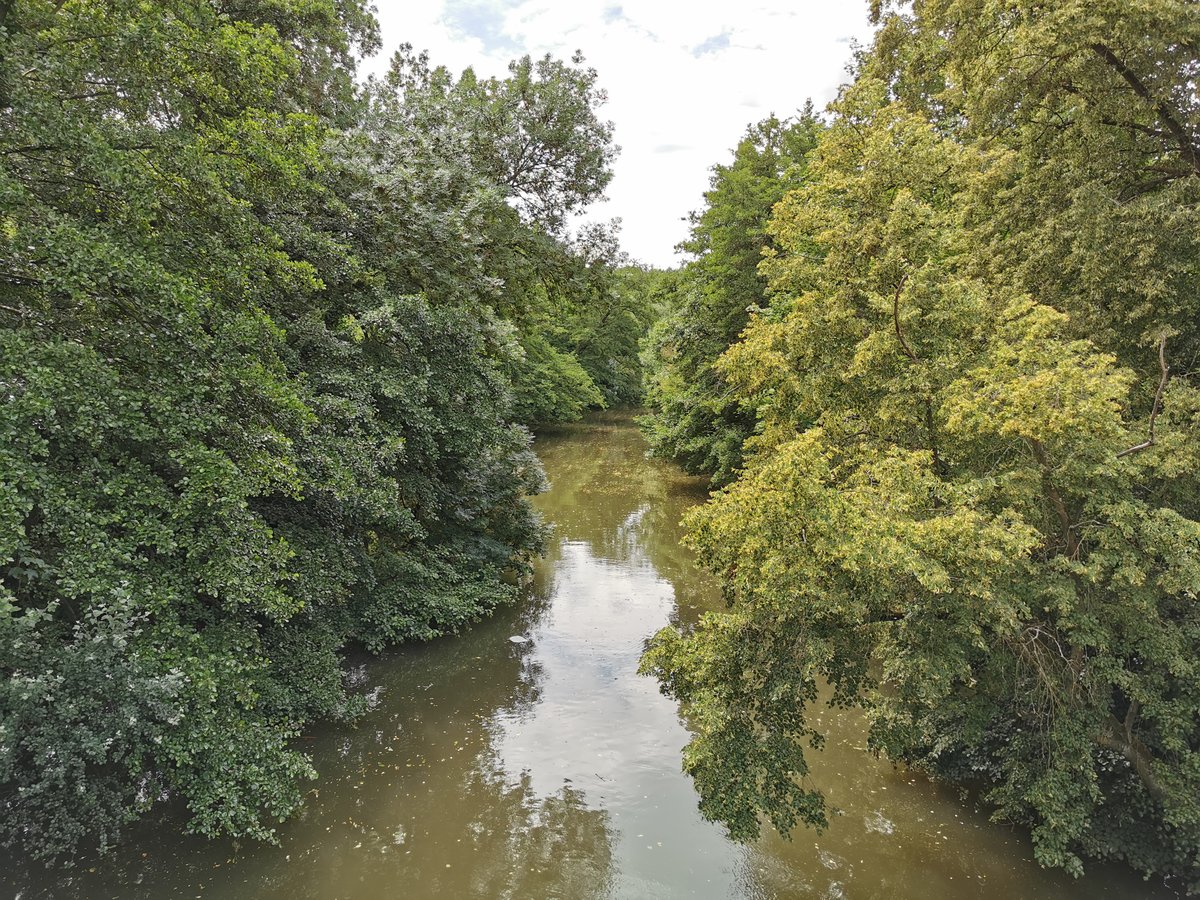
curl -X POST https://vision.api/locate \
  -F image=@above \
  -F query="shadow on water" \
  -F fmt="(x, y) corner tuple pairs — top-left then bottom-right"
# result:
(3, 410), (1184, 899)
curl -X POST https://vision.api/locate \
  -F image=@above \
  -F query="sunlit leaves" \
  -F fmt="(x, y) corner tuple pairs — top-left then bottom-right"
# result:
(644, 2), (1200, 887)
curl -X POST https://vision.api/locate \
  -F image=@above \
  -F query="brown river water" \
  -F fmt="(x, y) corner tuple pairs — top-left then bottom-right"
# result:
(3, 412), (1181, 899)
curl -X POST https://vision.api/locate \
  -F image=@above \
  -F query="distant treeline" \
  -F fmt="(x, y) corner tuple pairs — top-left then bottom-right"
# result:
(642, 0), (1200, 890)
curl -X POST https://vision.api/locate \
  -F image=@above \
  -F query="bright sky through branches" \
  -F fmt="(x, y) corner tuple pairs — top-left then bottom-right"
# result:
(366, 1), (876, 267)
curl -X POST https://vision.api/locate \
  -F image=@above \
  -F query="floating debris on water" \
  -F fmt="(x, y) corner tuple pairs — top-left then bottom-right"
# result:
(865, 810), (895, 835)
(818, 850), (843, 871)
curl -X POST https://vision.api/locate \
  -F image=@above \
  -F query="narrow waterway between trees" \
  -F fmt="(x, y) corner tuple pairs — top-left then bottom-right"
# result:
(6, 412), (1179, 899)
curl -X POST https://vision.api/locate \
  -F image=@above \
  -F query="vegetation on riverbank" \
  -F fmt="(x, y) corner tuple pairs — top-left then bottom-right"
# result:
(642, 0), (1200, 889)
(5, 0), (1199, 889)
(0, 0), (647, 859)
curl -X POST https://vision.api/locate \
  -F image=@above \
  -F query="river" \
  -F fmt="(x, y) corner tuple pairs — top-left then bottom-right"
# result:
(4, 412), (1180, 899)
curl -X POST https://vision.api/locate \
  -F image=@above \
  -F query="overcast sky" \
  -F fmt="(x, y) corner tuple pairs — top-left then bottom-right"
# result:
(365, 2), (877, 268)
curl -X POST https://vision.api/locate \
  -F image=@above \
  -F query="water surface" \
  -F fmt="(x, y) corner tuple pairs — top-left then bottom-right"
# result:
(4, 412), (1179, 898)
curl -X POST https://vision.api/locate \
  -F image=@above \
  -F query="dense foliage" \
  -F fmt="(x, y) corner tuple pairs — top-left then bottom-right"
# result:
(0, 0), (630, 859)
(644, 0), (1200, 888)
(642, 112), (821, 485)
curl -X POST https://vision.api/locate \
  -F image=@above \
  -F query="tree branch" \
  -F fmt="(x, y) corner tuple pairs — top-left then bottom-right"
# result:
(1099, 117), (1171, 141)
(1, 144), (62, 155)
(1028, 438), (1079, 557)
(1092, 43), (1200, 175)
(1096, 715), (1166, 804)
(891, 273), (917, 362)
(924, 399), (946, 479)
(1117, 334), (1169, 458)
(890, 274), (947, 477)
(0, 271), (41, 286)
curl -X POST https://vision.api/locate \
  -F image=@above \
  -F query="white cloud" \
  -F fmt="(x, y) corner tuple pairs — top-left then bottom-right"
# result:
(691, 29), (732, 57)
(366, 1), (877, 267)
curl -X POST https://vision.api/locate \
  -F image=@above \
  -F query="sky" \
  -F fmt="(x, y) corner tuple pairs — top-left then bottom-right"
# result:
(365, 1), (878, 268)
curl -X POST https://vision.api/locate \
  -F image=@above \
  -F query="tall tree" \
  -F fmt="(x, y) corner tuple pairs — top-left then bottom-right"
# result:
(644, 1), (1200, 887)
(0, 0), (622, 860)
(374, 46), (627, 424)
(642, 112), (822, 484)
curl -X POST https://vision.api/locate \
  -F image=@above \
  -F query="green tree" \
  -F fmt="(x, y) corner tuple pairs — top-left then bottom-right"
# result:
(548, 226), (662, 408)
(1, 0), (379, 854)
(644, 3), (1200, 887)
(374, 46), (627, 424)
(0, 0), (622, 861)
(456, 51), (618, 234)
(642, 112), (822, 484)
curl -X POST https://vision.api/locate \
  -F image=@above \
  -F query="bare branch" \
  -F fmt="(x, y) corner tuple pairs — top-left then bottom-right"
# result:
(1117, 334), (1169, 458)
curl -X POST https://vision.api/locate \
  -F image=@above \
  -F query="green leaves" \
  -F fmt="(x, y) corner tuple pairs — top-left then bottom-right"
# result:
(0, 0), (591, 862)
(643, 1), (1200, 888)
(508, 328), (605, 425)
(642, 112), (822, 485)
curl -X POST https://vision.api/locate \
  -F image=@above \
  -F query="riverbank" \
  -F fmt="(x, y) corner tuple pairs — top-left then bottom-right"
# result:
(2, 413), (1180, 898)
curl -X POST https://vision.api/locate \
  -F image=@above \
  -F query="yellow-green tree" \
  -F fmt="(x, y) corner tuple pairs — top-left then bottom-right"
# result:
(645, 1), (1200, 885)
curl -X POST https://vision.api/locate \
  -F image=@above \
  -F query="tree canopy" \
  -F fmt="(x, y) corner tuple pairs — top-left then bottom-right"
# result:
(643, 0), (1200, 888)
(642, 111), (822, 485)
(0, 0), (630, 859)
